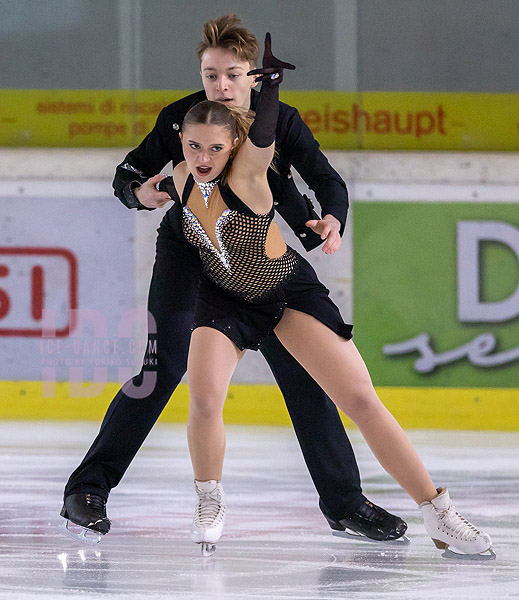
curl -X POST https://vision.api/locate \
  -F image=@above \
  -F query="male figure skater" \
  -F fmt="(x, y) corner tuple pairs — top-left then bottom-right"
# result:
(61, 14), (407, 544)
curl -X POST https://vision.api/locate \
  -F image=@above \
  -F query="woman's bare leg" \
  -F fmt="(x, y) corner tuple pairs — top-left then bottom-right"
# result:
(274, 309), (437, 504)
(187, 327), (245, 480)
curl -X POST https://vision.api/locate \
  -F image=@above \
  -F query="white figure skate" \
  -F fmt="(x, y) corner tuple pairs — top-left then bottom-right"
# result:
(190, 480), (226, 557)
(420, 488), (495, 560)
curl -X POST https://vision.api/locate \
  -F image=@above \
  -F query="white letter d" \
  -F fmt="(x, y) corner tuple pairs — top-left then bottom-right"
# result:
(458, 221), (519, 322)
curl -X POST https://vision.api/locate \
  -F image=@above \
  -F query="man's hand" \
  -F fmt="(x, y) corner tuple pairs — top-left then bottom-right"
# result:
(305, 214), (342, 254)
(134, 174), (173, 209)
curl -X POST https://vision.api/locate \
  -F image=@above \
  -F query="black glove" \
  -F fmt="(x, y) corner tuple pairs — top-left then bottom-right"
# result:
(247, 33), (295, 148)
(157, 176), (179, 202)
(247, 32), (295, 86)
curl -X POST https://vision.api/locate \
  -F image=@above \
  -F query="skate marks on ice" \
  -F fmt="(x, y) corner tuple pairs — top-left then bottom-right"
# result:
(2, 530), (513, 600)
(0, 423), (518, 600)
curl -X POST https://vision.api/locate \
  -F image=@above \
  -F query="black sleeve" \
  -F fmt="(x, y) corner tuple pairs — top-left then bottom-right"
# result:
(279, 106), (349, 235)
(112, 108), (178, 210)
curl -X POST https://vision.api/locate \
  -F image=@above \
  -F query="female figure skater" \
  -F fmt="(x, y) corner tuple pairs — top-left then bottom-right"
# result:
(173, 33), (493, 559)
(62, 13), (405, 545)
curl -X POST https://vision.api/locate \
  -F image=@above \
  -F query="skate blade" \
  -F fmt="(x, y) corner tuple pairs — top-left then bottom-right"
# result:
(332, 529), (411, 546)
(442, 547), (496, 561)
(200, 542), (216, 557)
(60, 518), (103, 545)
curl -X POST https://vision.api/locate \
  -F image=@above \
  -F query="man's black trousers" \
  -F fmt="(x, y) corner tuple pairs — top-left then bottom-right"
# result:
(64, 208), (362, 520)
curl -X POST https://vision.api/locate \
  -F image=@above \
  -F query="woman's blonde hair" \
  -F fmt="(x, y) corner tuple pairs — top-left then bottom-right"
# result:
(183, 100), (254, 182)
(196, 14), (259, 67)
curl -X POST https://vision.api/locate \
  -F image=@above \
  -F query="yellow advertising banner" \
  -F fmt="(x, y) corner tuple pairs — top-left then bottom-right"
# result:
(281, 91), (519, 150)
(0, 90), (190, 147)
(1, 89), (518, 150)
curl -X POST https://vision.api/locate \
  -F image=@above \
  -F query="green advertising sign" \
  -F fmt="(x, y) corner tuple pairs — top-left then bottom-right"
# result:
(353, 202), (519, 387)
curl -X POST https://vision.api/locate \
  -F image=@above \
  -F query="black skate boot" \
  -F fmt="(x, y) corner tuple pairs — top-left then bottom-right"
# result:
(319, 496), (409, 544)
(60, 493), (111, 544)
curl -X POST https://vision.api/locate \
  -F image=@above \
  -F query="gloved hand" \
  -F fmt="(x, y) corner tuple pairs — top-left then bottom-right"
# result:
(247, 33), (295, 86)
(157, 175), (178, 201)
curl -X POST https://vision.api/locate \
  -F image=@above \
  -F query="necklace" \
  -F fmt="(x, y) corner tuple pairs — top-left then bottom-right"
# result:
(194, 178), (219, 208)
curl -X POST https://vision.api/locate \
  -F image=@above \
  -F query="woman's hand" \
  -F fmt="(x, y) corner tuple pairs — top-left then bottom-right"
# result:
(305, 214), (342, 254)
(247, 33), (295, 85)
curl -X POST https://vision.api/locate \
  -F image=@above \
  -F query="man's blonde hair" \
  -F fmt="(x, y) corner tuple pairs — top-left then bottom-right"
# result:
(196, 14), (259, 68)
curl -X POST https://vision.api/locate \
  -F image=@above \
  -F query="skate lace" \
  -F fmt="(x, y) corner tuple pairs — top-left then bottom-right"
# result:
(438, 504), (482, 541)
(194, 488), (225, 528)
(85, 494), (106, 515)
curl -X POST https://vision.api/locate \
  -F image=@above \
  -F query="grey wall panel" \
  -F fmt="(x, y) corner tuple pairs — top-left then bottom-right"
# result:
(139, 0), (336, 90)
(1, 0), (120, 89)
(0, 0), (337, 91)
(1, 0), (518, 92)
(357, 0), (519, 92)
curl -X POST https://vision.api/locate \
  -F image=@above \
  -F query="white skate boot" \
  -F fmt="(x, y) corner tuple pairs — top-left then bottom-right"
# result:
(420, 488), (495, 560)
(190, 480), (226, 556)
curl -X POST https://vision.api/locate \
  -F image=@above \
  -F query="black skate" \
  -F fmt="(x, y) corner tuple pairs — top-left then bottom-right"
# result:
(60, 493), (111, 545)
(320, 497), (410, 544)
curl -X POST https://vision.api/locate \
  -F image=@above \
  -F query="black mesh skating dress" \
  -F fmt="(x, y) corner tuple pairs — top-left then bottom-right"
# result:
(181, 173), (353, 351)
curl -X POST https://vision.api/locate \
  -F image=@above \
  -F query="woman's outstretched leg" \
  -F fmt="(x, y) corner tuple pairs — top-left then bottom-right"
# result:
(187, 326), (244, 555)
(274, 309), (493, 556)
(274, 309), (436, 504)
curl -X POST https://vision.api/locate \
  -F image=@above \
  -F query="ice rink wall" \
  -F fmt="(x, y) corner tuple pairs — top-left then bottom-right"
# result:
(1, 148), (518, 429)
(2, 0), (519, 428)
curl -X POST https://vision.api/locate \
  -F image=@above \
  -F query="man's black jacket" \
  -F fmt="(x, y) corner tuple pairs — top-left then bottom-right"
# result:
(112, 89), (349, 251)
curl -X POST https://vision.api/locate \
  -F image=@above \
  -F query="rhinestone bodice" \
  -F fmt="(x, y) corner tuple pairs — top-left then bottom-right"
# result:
(181, 175), (299, 303)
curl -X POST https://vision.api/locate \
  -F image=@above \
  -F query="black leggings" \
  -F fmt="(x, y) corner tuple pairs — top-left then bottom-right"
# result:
(64, 208), (362, 520)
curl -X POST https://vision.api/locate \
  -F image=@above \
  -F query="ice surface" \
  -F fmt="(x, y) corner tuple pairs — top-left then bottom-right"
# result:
(0, 422), (517, 600)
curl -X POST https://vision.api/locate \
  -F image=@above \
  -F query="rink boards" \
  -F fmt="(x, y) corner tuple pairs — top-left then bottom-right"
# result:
(1, 150), (518, 429)
(0, 381), (517, 430)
